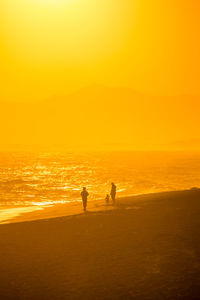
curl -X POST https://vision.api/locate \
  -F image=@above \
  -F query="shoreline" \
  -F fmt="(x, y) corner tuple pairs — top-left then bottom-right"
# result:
(0, 196), (115, 225)
(1, 188), (199, 225)
(0, 188), (200, 299)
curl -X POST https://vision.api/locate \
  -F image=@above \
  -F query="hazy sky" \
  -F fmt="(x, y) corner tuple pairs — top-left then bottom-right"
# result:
(1, 0), (200, 100)
(0, 0), (200, 149)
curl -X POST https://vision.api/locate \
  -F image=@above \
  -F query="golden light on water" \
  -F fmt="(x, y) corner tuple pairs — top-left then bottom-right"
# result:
(0, 2), (200, 299)
(0, 206), (43, 224)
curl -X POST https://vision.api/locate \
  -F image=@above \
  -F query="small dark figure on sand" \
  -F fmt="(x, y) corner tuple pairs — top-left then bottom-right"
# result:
(105, 194), (110, 204)
(81, 187), (89, 211)
(110, 182), (116, 204)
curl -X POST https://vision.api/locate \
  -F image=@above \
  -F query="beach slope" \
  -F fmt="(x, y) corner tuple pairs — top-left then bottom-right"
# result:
(0, 190), (200, 299)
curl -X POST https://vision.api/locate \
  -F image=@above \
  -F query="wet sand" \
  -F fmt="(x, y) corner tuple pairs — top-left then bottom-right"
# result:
(0, 198), (115, 224)
(0, 189), (200, 299)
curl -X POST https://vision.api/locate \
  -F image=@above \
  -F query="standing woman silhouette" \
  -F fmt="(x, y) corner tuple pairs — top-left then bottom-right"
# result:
(81, 187), (89, 211)
(110, 182), (116, 204)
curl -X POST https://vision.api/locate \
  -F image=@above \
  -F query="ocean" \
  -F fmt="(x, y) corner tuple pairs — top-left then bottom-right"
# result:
(0, 151), (200, 222)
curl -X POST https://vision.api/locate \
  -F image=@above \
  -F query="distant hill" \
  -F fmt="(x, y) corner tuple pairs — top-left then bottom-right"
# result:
(0, 85), (200, 150)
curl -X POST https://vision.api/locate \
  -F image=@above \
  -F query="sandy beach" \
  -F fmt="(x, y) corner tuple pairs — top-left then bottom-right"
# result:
(0, 189), (200, 299)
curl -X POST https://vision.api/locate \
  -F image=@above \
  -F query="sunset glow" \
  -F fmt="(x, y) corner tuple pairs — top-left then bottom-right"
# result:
(1, 3), (200, 298)
(0, 0), (200, 150)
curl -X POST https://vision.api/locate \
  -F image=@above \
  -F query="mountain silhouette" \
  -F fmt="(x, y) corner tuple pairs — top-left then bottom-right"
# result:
(0, 85), (200, 150)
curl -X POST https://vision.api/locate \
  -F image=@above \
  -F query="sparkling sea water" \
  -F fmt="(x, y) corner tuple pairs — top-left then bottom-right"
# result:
(0, 151), (200, 222)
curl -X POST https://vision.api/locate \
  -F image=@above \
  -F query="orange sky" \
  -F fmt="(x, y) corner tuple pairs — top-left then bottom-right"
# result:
(0, 0), (200, 150)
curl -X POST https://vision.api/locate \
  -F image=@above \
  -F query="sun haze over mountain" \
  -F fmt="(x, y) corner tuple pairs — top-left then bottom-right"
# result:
(0, 0), (200, 150)
(1, 85), (200, 151)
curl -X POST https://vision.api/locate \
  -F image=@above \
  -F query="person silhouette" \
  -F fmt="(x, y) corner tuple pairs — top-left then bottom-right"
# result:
(105, 194), (110, 204)
(110, 182), (116, 204)
(81, 187), (89, 211)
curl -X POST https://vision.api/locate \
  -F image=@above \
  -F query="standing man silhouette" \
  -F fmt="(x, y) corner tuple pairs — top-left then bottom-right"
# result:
(110, 182), (116, 204)
(81, 187), (89, 211)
